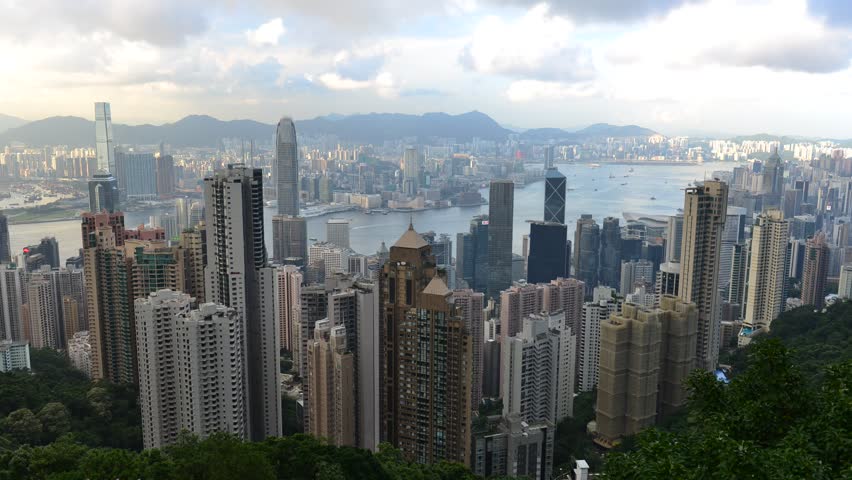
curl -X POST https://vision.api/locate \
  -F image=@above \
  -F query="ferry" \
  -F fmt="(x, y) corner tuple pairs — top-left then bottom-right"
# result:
(589, 163), (601, 168)
(629, 168), (634, 172)
(650, 196), (657, 200)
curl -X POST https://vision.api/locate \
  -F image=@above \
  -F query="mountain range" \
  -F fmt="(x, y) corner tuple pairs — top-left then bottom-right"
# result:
(0, 111), (659, 148)
(0, 114), (26, 134)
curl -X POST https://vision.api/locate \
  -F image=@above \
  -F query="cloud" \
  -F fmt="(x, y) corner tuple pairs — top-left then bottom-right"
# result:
(485, 0), (696, 22)
(333, 51), (386, 81)
(317, 73), (372, 90)
(460, 4), (595, 81)
(506, 80), (598, 102)
(607, 0), (852, 74)
(246, 18), (286, 46)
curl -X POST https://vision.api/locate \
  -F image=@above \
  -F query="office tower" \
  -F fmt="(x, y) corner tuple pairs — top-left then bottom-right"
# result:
(527, 222), (568, 284)
(790, 215), (817, 240)
(424, 232), (453, 268)
(801, 232), (830, 309)
(452, 289), (484, 407)
(135, 290), (193, 449)
(728, 242), (749, 308)
(500, 284), (544, 337)
(25, 274), (60, 349)
(82, 211), (135, 383)
(203, 165), (280, 441)
(188, 202), (204, 229)
(174, 197), (190, 231)
(68, 331), (92, 377)
(575, 215), (601, 292)
(402, 147), (422, 196)
(155, 153), (175, 197)
(22, 236), (60, 271)
(600, 217), (622, 290)
(176, 228), (206, 304)
(309, 242), (351, 281)
(326, 218), (351, 248)
(665, 214), (684, 263)
(0, 265), (24, 341)
(544, 145), (555, 169)
(380, 224), (472, 465)
(595, 297), (697, 443)
(679, 180), (728, 372)
(472, 414), (554, 480)
(458, 215), (489, 292)
(762, 149), (784, 208)
(620, 260), (654, 296)
(544, 167), (566, 224)
(94, 102), (115, 173)
(272, 215), (307, 265)
(0, 212), (9, 263)
(488, 180), (514, 298)
(741, 209), (790, 342)
(839, 264), (852, 299)
(88, 173), (120, 213)
(175, 303), (246, 440)
(503, 316), (559, 425)
(306, 320), (356, 446)
(578, 297), (619, 392)
(0, 341), (31, 372)
(655, 262), (681, 299)
(719, 206), (747, 299)
(273, 265), (301, 353)
(115, 152), (157, 198)
(276, 117), (299, 216)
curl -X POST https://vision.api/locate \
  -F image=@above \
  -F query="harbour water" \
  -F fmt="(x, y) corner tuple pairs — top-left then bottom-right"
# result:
(9, 162), (739, 261)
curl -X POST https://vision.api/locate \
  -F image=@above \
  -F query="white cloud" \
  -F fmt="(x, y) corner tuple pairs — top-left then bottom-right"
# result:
(316, 73), (372, 90)
(460, 3), (595, 81)
(246, 18), (286, 46)
(506, 79), (597, 102)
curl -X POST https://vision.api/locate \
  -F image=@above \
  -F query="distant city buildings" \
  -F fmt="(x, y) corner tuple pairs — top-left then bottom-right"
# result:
(0, 340), (30, 372)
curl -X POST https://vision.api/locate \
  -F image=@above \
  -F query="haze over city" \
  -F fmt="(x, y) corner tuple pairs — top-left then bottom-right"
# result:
(3, 0), (852, 136)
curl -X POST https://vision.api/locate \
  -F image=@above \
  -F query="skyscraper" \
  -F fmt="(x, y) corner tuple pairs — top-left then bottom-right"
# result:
(176, 228), (206, 304)
(679, 180), (728, 372)
(306, 320), (356, 446)
(838, 264), (852, 300)
(94, 102), (115, 173)
(326, 218), (351, 248)
(457, 215), (489, 292)
(272, 215), (307, 265)
(578, 297), (619, 392)
(600, 217), (622, 290)
(0, 212), (9, 263)
(620, 260), (654, 296)
(0, 265), (24, 341)
(665, 214), (684, 263)
(502, 316), (559, 424)
(762, 149), (784, 208)
(273, 265), (302, 353)
(575, 215), (601, 291)
(380, 224), (472, 465)
(488, 180), (514, 298)
(741, 209), (789, 343)
(544, 168), (566, 224)
(155, 153), (175, 198)
(452, 289), (485, 407)
(527, 222), (568, 284)
(25, 273), (60, 349)
(204, 165), (280, 441)
(402, 147), (422, 196)
(801, 232), (830, 309)
(276, 117), (299, 216)
(88, 173), (120, 213)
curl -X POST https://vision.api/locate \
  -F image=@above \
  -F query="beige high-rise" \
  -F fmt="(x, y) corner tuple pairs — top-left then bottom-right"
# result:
(595, 296), (697, 443)
(742, 209), (789, 343)
(679, 180), (728, 371)
(801, 232), (830, 309)
(306, 320), (356, 446)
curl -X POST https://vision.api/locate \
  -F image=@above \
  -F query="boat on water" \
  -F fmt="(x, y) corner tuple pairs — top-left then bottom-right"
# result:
(650, 196), (657, 200)
(382, 211), (389, 215)
(629, 168), (634, 172)
(621, 182), (628, 186)
(589, 163), (601, 168)
(609, 173), (615, 179)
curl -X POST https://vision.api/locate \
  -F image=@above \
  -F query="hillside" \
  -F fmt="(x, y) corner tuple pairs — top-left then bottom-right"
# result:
(520, 123), (658, 143)
(0, 114), (26, 133)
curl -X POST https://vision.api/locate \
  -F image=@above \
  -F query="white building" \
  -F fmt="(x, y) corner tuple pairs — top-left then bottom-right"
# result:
(0, 264), (24, 341)
(741, 210), (790, 346)
(502, 315), (559, 424)
(839, 264), (852, 300)
(546, 311), (577, 421)
(620, 260), (654, 296)
(579, 298), (619, 392)
(309, 242), (351, 280)
(68, 331), (92, 377)
(0, 340), (30, 371)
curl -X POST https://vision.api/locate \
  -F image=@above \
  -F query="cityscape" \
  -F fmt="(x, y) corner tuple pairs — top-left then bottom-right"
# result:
(0, 1), (851, 479)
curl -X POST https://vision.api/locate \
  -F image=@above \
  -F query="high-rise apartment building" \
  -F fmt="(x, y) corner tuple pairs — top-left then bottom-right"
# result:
(719, 206), (747, 299)
(679, 180), (728, 371)
(273, 265), (301, 353)
(380, 224), (472, 465)
(204, 165), (280, 441)
(88, 173), (120, 213)
(326, 218), (351, 249)
(451, 289), (484, 407)
(176, 228), (206, 304)
(741, 209), (790, 344)
(839, 264), (852, 300)
(500, 283), (544, 337)
(620, 259), (654, 296)
(503, 316), (559, 423)
(578, 297), (619, 392)
(595, 296), (697, 443)
(25, 273), (60, 349)
(94, 102), (115, 173)
(544, 167), (566, 224)
(306, 320), (356, 446)
(488, 180), (514, 298)
(665, 214), (684, 263)
(0, 264), (24, 341)
(276, 117), (299, 216)
(472, 414), (554, 480)
(272, 215), (307, 265)
(68, 331), (91, 377)
(801, 232), (830, 309)
(155, 153), (175, 198)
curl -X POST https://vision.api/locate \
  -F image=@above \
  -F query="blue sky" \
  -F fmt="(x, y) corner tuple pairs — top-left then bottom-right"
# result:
(1, 0), (852, 137)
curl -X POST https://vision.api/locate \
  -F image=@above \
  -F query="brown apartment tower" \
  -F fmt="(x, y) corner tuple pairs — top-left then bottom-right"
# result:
(380, 223), (473, 465)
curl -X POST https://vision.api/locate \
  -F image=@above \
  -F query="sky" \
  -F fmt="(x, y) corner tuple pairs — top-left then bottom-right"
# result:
(1, 0), (852, 137)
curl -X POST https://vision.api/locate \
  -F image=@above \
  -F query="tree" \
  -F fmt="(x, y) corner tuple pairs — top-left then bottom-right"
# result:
(3, 409), (42, 446)
(37, 403), (70, 441)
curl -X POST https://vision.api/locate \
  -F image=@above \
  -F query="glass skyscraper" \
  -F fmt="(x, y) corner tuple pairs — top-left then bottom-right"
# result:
(275, 117), (299, 216)
(487, 180), (514, 298)
(544, 167), (566, 224)
(94, 102), (115, 173)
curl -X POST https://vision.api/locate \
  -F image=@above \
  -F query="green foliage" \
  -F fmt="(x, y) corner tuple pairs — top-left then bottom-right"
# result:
(604, 339), (852, 479)
(552, 391), (601, 477)
(0, 348), (141, 450)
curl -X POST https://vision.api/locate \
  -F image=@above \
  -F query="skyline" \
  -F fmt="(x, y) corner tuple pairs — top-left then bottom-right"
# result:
(2, 0), (852, 137)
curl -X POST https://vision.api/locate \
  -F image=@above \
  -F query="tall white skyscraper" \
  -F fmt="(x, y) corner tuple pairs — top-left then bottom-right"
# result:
(502, 315), (559, 424)
(0, 265), (25, 341)
(326, 218), (351, 249)
(838, 264), (852, 300)
(94, 102), (115, 173)
(579, 298), (619, 392)
(276, 117), (299, 216)
(741, 209), (790, 345)
(204, 165), (281, 441)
